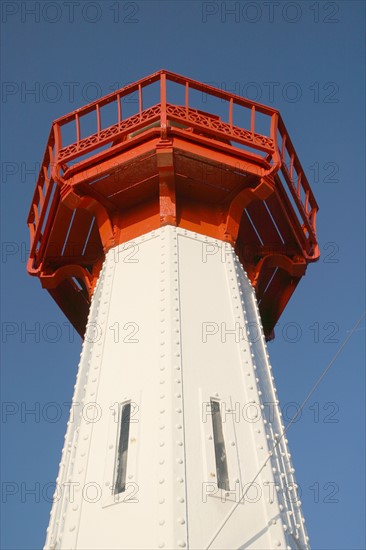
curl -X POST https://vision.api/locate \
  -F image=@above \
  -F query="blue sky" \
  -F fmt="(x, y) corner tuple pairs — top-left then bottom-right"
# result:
(1, 1), (365, 549)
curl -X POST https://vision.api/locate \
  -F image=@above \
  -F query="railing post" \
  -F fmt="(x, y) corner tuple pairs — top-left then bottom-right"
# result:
(51, 123), (62, 183)
(270, 112), (281, 170)
(160, 73), (167, 139)
(53, 122), (62, 155)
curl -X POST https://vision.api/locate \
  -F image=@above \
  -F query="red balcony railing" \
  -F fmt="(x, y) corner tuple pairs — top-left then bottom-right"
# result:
(27, 70), (319, 273)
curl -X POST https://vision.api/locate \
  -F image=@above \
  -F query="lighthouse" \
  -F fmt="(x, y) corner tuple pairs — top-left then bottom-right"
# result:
(27, 70), (319, 550)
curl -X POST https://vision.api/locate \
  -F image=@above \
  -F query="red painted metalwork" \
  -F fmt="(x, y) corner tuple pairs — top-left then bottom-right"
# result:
(27, 70), (319, 338)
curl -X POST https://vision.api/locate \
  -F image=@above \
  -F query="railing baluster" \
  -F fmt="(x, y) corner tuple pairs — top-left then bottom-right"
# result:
(75, 114), (80, 145)
(96, 104), (101, 135)
(29, 223), (35, 241)
(33, 203), (39, 224)
(38, 184), (44, 209)
(251, 105), (255, 139)
(290, 153), (294, 182)
(229, 98), (233, 131)
(41, 168), (49, 210)
(43, 165), (49, 185)
(281, 133), (286, 161)
(185, 82), (189, 116)
(310, 208), (317, 232)
(117, 93), (122, 123)
(138, 84), (143, 119)
(297, 171), (302, 195)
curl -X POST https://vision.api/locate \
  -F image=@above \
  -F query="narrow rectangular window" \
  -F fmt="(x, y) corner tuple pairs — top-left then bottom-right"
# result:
(211, 399), (229, 490)
(114, 402), (131, 494)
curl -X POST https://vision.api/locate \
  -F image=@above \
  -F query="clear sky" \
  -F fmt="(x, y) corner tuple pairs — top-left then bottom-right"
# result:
(1, 1), (365, 549)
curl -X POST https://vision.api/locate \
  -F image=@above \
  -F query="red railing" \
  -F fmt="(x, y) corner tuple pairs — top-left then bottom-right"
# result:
(53, 71), (278, 165)
(276, 116), (318, 254)
(27, 70), (319, 272)
(27, 129), (60, 270)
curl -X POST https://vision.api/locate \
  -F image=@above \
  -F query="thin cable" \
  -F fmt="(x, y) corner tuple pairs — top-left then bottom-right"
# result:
(205, 310), (366, 549)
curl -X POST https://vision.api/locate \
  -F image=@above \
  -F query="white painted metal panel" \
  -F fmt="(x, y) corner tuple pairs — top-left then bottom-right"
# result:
(44, 227), (309, 550)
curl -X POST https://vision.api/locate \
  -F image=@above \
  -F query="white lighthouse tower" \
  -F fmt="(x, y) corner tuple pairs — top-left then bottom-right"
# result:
(27, 71), (319, 550)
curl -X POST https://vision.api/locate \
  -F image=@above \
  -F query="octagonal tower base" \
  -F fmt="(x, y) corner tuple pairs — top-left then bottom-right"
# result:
(45, 226), (308, 550)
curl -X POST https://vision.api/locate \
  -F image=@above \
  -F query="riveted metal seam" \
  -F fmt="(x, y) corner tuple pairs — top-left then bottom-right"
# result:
(74, 251), (117, 548)
(44, 259), (109, 548)
(232, 252), (309, 549)
(175, 227), (190, 549)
